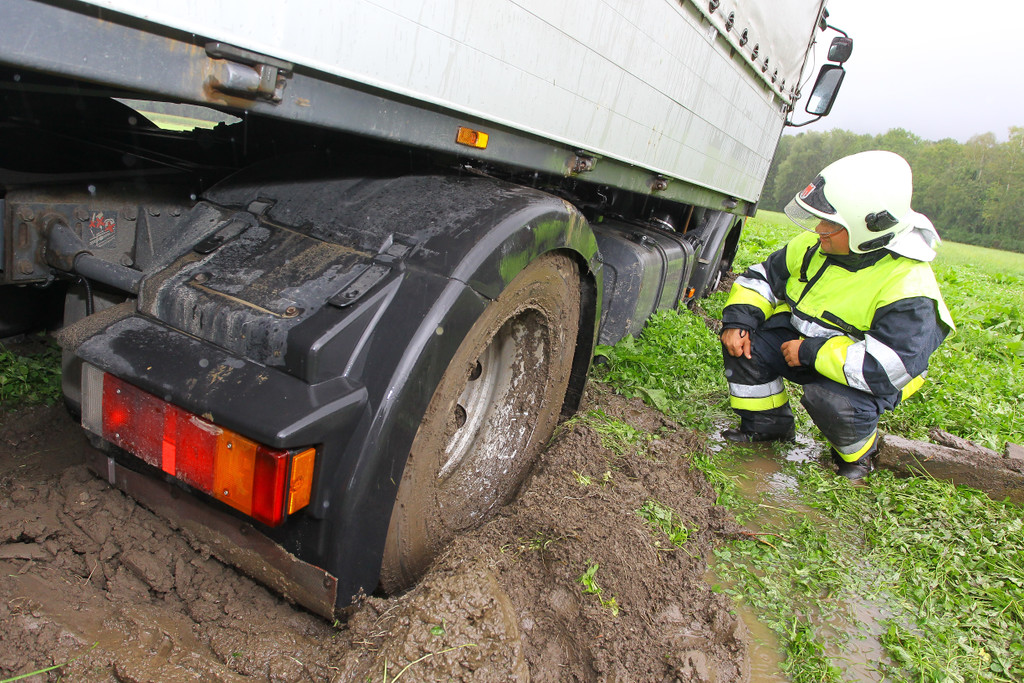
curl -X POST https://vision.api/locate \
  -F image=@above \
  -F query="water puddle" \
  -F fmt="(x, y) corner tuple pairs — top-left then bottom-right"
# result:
(731, 600), (786, 681)
(706, 428), (897, 680)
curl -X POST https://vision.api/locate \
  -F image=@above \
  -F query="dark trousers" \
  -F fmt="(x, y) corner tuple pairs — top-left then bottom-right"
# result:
(723, 325), (897, 457)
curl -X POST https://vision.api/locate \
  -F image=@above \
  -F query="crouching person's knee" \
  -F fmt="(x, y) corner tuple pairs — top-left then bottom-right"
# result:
(800, 381), (884, 446)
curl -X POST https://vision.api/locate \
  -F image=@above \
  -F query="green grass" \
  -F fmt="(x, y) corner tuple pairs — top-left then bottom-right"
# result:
(0, 335), (63, 407)
(593, 308), (730, 431)
(570, 408), (656, 458)
(915, 241), (1024, 448)
(712, 505), (851, 683)
(577, 561), (620, 616)
(636, 499), (698, 548)
(934, 241), (1024, 277)
(804, 467), (1024, 681)
(689, 449), (762, 523)
(732, 211), (801, 270)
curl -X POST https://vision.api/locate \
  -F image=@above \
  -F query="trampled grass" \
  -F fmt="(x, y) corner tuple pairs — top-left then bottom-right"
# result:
(804, 467), (1024, 681)
(636, 499), (698, 548)
(595, 210), (1024, 680)
(572, 408), (655, 458)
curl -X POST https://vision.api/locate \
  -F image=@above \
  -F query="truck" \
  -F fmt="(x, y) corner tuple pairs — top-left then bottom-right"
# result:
(0, 0), (849, 617)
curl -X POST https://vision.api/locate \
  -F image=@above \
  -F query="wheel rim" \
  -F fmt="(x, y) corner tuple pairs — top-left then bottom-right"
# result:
(435, 310), (549, 526)
(438, 329), (511, 478)
(707, 266), (722, 294)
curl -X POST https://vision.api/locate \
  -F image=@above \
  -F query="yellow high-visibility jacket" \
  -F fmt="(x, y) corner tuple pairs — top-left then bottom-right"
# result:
(723, 231), (954, 401)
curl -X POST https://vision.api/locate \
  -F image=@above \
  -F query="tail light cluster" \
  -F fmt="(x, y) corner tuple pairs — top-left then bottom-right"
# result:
(81, 365), (315, 527)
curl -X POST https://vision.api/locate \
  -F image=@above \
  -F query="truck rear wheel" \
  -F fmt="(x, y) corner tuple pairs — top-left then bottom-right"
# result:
(380, 252), (581, 591)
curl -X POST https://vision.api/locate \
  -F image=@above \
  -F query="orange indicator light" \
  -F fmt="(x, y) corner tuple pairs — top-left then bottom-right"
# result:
(288, 448), (316, 514)
(456, 126), (489, 149)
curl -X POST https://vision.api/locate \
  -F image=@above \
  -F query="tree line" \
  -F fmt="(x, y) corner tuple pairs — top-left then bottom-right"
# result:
(761, 127), (1024, 253)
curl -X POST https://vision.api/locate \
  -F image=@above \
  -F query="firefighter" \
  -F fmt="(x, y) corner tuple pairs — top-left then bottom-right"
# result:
(720, 150), (954, 479)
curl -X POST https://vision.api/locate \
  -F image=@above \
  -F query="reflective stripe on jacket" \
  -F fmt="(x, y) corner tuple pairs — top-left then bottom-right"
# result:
(723, 231), (954, 400)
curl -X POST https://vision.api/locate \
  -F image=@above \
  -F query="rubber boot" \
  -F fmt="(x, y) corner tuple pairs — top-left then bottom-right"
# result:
(831, 448), (875, 480)
(722, 426), (796, 444)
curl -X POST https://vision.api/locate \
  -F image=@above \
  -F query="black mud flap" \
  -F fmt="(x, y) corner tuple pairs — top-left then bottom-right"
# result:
(85, 447), (340, 619)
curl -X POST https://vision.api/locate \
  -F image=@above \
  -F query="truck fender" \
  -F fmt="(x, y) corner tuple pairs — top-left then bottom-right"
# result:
(260, 175), (601, 604)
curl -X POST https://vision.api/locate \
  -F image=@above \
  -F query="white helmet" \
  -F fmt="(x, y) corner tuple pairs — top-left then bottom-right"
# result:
(784, 150), (940, 259)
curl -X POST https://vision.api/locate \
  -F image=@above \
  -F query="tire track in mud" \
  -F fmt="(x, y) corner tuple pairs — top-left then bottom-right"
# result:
(0, 387), (748, 682)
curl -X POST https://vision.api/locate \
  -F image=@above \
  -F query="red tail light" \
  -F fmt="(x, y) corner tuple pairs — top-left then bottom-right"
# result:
(85, 369), (314, 527)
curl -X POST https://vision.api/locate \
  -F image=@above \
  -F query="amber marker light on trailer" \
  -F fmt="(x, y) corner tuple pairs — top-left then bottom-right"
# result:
(81, 364), (315, 527)
(455, 126), (489, 149)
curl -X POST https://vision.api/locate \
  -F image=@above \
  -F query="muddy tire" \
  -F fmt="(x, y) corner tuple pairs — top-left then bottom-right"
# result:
(380, 253), (581, 592)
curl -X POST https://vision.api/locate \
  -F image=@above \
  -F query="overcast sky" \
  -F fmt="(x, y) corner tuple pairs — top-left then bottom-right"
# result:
(794, 0), (1024, 143)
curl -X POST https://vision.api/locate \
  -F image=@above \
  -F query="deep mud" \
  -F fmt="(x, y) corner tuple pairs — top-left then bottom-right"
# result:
(0, 385), (748, 682)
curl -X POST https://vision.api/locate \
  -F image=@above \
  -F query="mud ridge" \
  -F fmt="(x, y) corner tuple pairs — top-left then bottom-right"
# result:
(0, 385), (748, 682)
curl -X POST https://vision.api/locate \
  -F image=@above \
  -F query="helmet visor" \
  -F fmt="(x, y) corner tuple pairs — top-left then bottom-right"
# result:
(784, 198), (842, 234)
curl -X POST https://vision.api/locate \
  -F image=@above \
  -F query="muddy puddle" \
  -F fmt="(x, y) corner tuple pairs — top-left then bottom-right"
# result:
(706, 432), (898, 681)
(1, 385), (751, 682)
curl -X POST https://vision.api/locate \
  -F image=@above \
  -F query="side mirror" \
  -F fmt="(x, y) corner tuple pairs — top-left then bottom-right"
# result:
(805, 64), (845, 116)
(827, 36), (854, 63)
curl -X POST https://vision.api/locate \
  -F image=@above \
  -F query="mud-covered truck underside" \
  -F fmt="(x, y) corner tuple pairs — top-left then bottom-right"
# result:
(0, 0), (843, 615)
